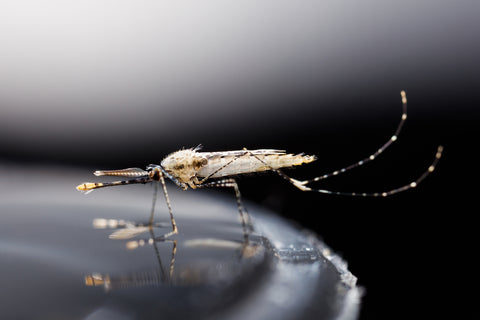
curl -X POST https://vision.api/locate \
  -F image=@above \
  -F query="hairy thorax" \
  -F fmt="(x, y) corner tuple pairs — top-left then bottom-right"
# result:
(161, 149), (207, 187)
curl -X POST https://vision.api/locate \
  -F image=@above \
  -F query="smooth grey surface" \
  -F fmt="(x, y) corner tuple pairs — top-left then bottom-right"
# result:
(0, 165), (360, 320)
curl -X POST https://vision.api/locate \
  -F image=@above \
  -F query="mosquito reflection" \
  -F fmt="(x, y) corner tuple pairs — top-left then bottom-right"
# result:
(85, 219), (265, 291)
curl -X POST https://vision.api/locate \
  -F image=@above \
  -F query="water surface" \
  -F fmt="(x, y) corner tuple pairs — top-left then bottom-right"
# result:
(0, 165), (360, 320)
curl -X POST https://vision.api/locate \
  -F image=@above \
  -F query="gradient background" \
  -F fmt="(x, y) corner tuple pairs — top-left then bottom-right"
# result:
(0, 1), (477, 319)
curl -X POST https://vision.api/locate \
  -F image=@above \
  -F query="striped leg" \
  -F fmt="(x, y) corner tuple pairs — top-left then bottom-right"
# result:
(283, 91), (445, 196)
(145, 166), (179, 238)
(149, 229), (177, 281)
(197, 178), (253, 240)
(156, 170), (178, 238)
(287, 146), (443, 196)
(242, 90), (444, 197)
(248, 142), (443, 196)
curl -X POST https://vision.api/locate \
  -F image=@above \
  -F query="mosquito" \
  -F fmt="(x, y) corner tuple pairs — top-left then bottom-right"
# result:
(76, 91), (443, 239)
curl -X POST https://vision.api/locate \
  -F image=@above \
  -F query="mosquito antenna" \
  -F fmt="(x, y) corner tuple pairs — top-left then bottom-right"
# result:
(289, 145), (443, 197)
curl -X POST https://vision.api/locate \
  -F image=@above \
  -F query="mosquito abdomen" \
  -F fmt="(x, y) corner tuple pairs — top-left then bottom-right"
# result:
(197, 153), (316, 178)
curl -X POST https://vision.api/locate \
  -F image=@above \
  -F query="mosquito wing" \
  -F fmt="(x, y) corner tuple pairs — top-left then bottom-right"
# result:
(197, 149), (315, 179)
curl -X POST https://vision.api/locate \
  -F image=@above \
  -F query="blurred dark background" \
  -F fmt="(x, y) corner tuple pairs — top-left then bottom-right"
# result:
(0, 1), (477, 319)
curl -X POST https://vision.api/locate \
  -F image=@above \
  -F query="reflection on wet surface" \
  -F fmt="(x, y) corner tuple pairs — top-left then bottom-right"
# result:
(84, 221), (270, 290)
(0, 166), (360, 320)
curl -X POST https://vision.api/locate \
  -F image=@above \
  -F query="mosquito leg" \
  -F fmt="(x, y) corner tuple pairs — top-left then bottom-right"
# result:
(248, 144), (443, 197)
(144, 167), (178, 238)
(196, 178), (252, 241)
(149, 181), (159, 226)
(168, 240), (177, 279)
(242, 90), (443, 197)
(146, 227), (167, 281)
(149, 228), (177, 282)
(156, 171), (178, 239)
(126, 230), (177, 282)
(302, 90), (408, 185)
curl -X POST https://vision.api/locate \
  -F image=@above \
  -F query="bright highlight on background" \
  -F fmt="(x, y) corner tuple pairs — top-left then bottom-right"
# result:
(0, 0), (477, 164)
(0, 1), (335, 124)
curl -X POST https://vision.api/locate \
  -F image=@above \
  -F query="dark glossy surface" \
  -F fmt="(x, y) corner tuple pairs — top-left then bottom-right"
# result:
(0, 165), (360, 319)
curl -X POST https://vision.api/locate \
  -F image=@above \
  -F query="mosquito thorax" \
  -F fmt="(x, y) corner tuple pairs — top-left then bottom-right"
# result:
(161, 149), (208, 183)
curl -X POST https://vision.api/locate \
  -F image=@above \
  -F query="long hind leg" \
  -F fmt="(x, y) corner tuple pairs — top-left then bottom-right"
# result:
(246, 91), (443, 196)
(260, 146), (443, 196)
